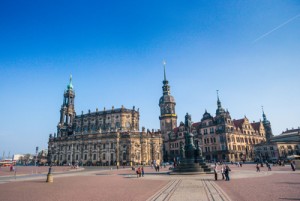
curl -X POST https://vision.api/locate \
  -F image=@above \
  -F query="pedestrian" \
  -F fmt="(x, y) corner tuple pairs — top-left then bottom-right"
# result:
(291, 161), (296, 171)
(214, 164), (218, 180)
(224, 165), (230, 181)
(136, 167), (141, 178)
(256, 163), (260, 172)
(157, 164), (160, 172)
(221, 165), (225, 180)
(141, 167), (144, 177)
(267, 163), (271, 171)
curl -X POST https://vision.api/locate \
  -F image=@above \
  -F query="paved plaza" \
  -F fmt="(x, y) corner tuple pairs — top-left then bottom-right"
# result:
(0, 164), (299, 201)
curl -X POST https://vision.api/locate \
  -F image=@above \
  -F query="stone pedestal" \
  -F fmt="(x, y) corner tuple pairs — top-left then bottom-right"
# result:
(171, 158), (212, 174)
(46, 173), (53, 183)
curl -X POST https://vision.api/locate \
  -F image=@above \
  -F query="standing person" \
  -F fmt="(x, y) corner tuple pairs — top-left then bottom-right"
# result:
(291, 161), (296, 171)
(267, 163), (271, 171)
(157, 164), (160, 172)
(224, 165), (230, 181)
(136, 167), (139, 178)
(221, 165), (225, 180)
(141, 167), (144, 177)
(256, 163), (260, 172)
(214, 164), (218, 181)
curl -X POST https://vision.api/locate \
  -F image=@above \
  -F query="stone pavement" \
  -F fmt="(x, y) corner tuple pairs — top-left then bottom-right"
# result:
(147, 177), (230, 201)
(0, 164), (298, 201)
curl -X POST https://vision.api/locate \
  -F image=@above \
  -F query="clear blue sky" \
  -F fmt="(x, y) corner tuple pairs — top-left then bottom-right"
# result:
(0, 1), (299, 155)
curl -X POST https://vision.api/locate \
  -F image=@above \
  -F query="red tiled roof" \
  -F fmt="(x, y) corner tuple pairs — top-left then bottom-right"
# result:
(233, 119), (244, 129)
(192, 122), (201, 127)
(251, 122), (261, 131)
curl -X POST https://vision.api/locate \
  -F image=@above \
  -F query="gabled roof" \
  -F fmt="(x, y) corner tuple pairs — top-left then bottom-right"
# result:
(233, 119), (245, 129)
(192, 122), (201, 128)
(251, 122), (261, 131)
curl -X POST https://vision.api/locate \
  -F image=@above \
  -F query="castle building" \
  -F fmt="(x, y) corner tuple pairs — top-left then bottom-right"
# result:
(159, 69), (269, 162)
(48, 76), (163, 166)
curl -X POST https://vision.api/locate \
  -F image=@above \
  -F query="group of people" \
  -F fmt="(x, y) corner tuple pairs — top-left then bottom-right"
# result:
(256, 160), (297, 172)
(135, 167), (144, 178)
(214, 164), (231, 181)
(9, 164), (15, 172)
(154, 164), (160, 172)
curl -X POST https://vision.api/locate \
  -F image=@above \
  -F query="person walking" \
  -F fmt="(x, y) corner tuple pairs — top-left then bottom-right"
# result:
(224, 165), (230, 181)
(256, 163), (260, 172)
(221, 165), (225, 180)
(214, 164), (218, 180)
(291, 161), (296, 171)
(141, 167), (144, 177)
(136, 167), (141, 178)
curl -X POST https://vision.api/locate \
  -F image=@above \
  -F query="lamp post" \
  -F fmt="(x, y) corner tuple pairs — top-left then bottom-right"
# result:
(70, 144), (73, 166)
(35, 146), (39, 166)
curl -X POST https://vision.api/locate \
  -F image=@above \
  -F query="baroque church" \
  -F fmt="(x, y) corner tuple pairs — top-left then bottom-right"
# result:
(48, 76), (163, 166)
(158, 66), (273, 162)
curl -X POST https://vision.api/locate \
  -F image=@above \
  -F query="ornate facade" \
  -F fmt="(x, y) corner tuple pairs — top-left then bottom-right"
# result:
(159, 70), (270, 162)
(48, 76), (163, 166)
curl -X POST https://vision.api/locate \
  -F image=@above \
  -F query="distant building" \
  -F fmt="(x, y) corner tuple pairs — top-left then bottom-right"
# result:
(254, 128), (300, 161)
(159, 68), (268, 162)
(12, 154), (24, 161)
(48, 76), (163, 166)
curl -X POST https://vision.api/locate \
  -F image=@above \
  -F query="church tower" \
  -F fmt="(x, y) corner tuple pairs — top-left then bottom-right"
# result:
(57, 75), (76, 137)
(262, 106), (273, 141)
(159, 61), (177, 139)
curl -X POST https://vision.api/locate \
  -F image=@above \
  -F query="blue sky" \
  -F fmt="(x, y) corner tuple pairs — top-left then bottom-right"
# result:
(0, 1), (299, 155)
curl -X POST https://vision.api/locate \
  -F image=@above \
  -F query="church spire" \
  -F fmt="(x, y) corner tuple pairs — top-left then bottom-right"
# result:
(216, 90), (225, 115)
(162, 61), (170, 95)
(262, 106), (267, 121)
(67, 74), (73, 90)
(163, 60), (167, 81)
(261, 106), (273, 141)
(217, 90), (221, 108)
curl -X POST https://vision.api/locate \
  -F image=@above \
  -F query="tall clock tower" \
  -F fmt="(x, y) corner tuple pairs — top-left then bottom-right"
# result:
(159, 62), (177, 140)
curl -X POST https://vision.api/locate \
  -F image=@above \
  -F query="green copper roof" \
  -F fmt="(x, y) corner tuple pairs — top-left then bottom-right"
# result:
(67, 75), (73, 90)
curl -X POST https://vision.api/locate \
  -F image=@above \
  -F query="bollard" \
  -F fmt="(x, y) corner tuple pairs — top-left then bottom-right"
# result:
(46, 166), (53, 183)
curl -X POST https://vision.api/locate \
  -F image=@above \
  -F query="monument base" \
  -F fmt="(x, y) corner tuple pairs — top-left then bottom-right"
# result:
(46, 173), (53, 183)
(172, 158), (212, 175)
